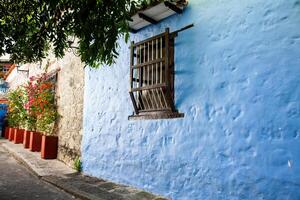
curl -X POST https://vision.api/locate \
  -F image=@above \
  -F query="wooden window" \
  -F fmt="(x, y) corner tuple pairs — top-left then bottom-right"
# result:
(129, 28), (184, 120)
(46, 73), (58, 92)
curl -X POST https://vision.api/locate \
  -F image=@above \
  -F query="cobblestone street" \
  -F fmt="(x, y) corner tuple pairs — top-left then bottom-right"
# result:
(0, 145), (75, 200)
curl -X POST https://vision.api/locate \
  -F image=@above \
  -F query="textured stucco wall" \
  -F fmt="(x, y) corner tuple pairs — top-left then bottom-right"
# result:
(6, 52), (84, 166)
(82, 0), (300, 199)
(55, 53), (85, 166)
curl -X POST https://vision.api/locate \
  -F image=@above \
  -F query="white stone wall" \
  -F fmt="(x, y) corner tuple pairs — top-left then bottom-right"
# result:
(6, 51), (84, 166)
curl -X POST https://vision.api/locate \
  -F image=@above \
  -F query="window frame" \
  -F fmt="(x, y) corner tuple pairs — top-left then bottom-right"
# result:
(128, 28), (184, 120)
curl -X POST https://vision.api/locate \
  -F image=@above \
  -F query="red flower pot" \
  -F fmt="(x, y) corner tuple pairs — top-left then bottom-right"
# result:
(23, 130), (31, 148)
(9, 128), (16, 141)
(14, 129), (25, 144)
(8, 128), (12, 140)
(29, 131), (42, 152)
(4, 127), (9, 139)
(41, 135), (58, 159)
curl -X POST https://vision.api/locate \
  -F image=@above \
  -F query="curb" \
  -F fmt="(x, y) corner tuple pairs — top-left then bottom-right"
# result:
(42, 176), (97, 200)
(0, 141), (89, 200)
(1, 142), (41, 178)
(0, 140), (170, 200)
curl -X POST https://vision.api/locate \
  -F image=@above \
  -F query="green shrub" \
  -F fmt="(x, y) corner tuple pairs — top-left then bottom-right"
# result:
(7, 88), (26, 128)
(73, 157), (82, 172)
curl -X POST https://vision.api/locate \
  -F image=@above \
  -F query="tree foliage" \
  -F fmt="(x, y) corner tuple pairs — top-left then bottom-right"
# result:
(0, 0), (161, 67)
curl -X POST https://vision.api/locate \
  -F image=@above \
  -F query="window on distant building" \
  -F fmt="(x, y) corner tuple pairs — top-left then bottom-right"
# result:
(129, 28), (184, 120)
(0, 65), (9, 73)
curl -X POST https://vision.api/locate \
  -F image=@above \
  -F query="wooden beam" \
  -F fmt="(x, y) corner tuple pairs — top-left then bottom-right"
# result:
(129, 27), (137, 33)
(130, 83), (166, 92)
(129, 92), (139, 114)
(164, 1), (183, 14)
(128, 111), (184, 120)
(4, 63), (16, 80)
(138, 13), (158, 24)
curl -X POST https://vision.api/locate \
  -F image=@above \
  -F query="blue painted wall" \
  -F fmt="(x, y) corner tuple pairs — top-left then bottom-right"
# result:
(0, 104), (7, 134)
(82, 0), (300, 199)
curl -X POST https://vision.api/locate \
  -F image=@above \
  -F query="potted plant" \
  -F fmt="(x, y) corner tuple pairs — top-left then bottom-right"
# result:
(23, 117), (36, 149)
(6, 112), (15, 141)
(7, 89), (24, 142)
(23, 76), (43, 151)
(11, 88), (26, 144)
(38, 110), (59, 159)
(14, 106), (27, 144)
(14, 128), (25, 144)
(36, 76), (59, 159)
(8, 127), (15, 141)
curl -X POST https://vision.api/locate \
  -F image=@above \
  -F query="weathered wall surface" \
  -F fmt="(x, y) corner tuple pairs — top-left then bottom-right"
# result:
(82, 0), (300, 199)
(6, 52), (84, 166)
(55, 53), (84, 166)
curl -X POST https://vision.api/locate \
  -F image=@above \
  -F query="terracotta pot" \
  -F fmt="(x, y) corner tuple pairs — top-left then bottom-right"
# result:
(29, 131), (42, 152)
(23, 130), (31, 148)
(12, 128), (18, 142)
(8, 128), (12, 140)
(9, 128), (16, 141)
(14, 129), (25, 144)
(41, 135), (58, 159)
(4, 127), (9, 139)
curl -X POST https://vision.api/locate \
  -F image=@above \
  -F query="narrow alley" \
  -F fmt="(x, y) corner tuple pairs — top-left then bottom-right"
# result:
(0, 145), (75, 200)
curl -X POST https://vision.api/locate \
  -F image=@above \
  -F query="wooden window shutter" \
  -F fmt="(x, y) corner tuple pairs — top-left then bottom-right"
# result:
(129, 28), (184, 120)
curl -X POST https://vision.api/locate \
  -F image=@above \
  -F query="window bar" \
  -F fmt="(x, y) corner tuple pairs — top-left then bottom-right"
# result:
(149, 89), (156, 109)
(155, 39), (159, 84)
(129, 92), (138, 114)
(155, 88), (163, 109)
(155, 88), (164, 108)
(140, 94), (146, 110)
(146, 90), (153, 109)
(160, 87), (169, 109)
(139, 44), (142, 81)
(142, 91), (147, 110)
(148, 42), (150, 85)
(144, 58), (151, 109)
(143, 43), (146, 87)
(152, 40), (154, 86)
(130, 42), (134, 89)
(136, 45), (139, 108)
(143, 90), (151, 110)
(164, 28), (170, 87)
(160, 37), (163, 84)
(150, 89), (159, 109)
(139, 44), (143, 109)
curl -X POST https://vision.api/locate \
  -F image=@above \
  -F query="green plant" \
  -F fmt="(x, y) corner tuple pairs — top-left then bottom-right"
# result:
(23, 77), (39, 131)
(35, 75), (59, 135)
(73, 157), (82, 172)
(7, 88), (26, 128)
(0, 0), (151, 68)
(23, 74), (59, 134)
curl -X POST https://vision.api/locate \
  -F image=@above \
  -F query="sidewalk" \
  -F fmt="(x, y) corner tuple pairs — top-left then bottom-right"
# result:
(0, 139), (168, 200)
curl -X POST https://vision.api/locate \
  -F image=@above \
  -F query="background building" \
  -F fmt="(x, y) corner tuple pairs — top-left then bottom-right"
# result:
(5, 52), (84, 166)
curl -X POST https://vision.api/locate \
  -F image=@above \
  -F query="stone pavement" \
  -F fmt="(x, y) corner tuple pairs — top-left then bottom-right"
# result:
(0, 139), (168, 200)
(0, 144), (76, 200)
